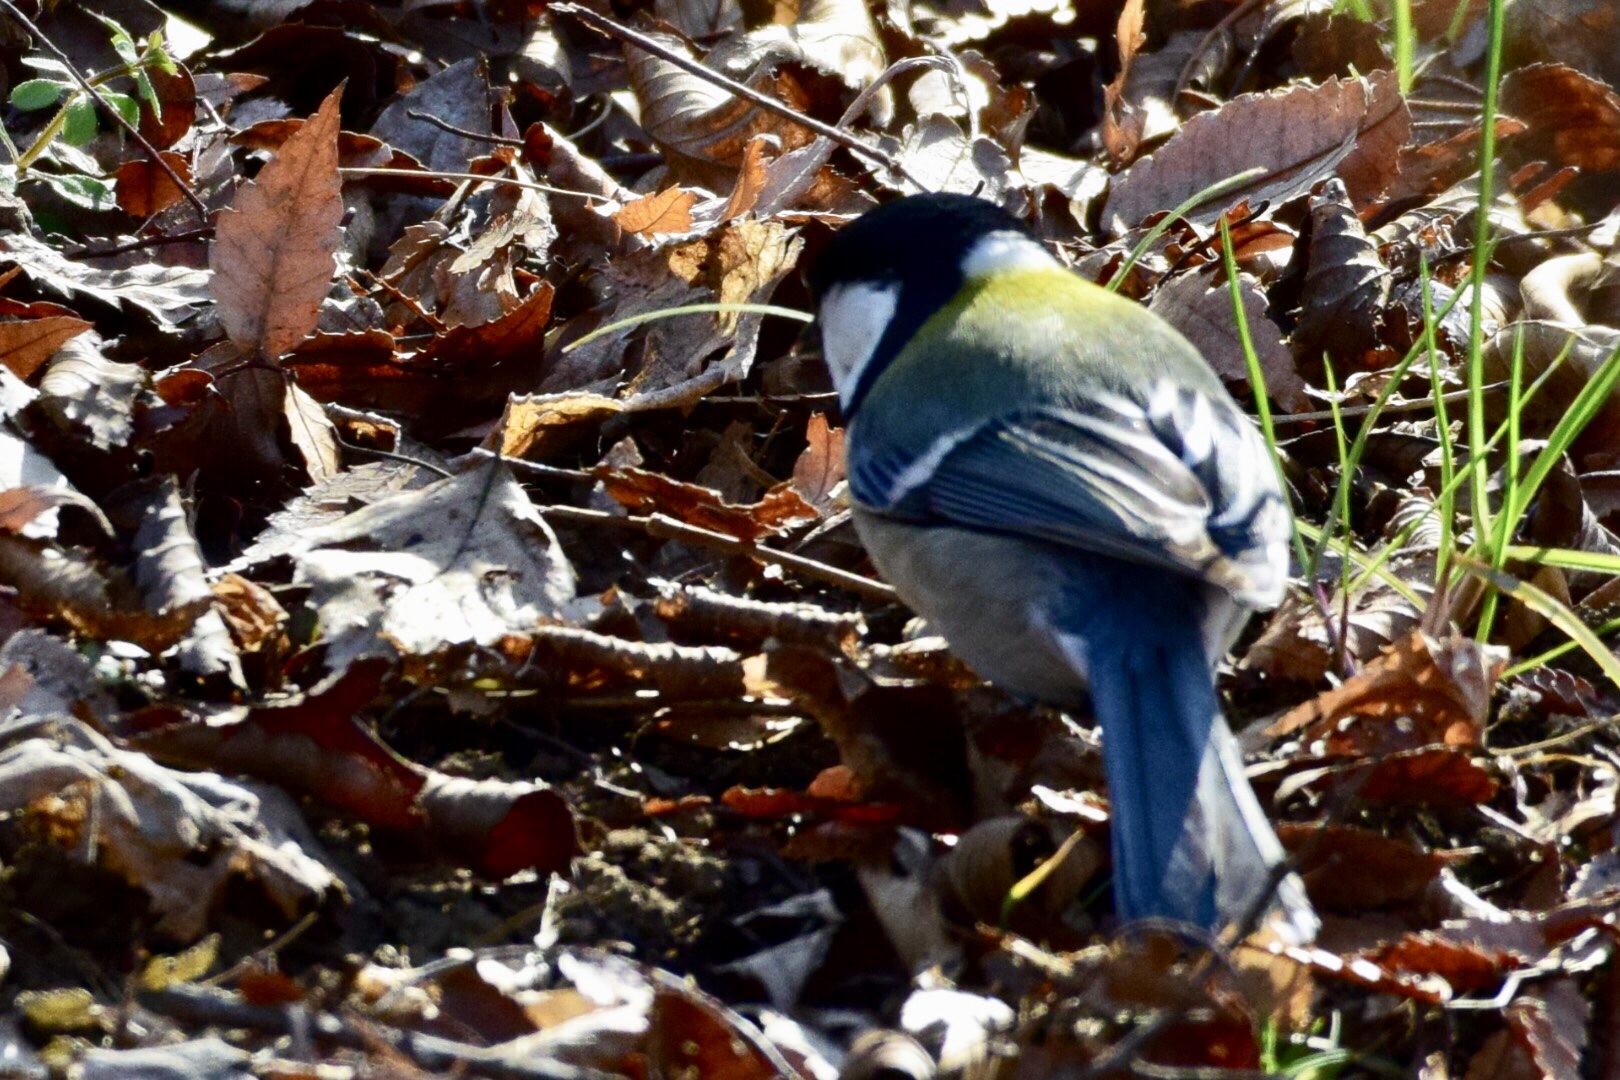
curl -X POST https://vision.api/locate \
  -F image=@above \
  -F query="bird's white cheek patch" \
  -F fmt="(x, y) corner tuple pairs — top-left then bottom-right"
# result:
(818, 282), (899, 410)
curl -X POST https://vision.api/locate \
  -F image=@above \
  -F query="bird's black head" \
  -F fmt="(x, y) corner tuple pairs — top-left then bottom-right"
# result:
(807, 194), (1046, 417)
(806, 193), (1030, 301)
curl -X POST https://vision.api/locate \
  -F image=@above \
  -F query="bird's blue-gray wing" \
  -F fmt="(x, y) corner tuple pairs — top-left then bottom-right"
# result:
(850, 386), (1288, 607)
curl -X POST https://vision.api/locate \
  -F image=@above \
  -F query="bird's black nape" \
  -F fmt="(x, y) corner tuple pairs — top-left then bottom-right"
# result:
(806, 193), (1030, 300)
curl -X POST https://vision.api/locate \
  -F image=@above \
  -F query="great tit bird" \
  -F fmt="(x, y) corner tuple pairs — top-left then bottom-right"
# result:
(807, 193), (1317, 944)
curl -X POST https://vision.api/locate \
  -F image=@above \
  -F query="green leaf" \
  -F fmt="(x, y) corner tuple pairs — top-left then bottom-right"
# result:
(102, 91), (140, 129)
(133, 69), (159, 120)
(89, 11), (139, 65)
(1455, 556), (1620, 691)
(141, 33), (179, 76)
(61, 98), (98, 146)
(9, 79), (67, 111)
(32, 171), (115, 212)
(19, 58), (73, 77)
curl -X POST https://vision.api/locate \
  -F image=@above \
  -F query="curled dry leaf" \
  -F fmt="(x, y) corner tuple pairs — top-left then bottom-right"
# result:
(1148, 265), (1308, 411)
(1099, 0), (1147, 167)
(135, 662), (577, 878)
(1295, 177), (1392, 366)
(122, 477), (245, 687)
(790, 413), (846, 512)
(936, 815), (1102, 946)
(1266, 631), (1507, 755)
(0, 716), (338, 940)
(1104, 72), (1409, 234)
(595, 464), (820, 541)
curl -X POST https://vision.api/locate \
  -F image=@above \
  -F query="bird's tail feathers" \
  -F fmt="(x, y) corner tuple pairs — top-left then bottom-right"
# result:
(1071, 622), (1317, 946)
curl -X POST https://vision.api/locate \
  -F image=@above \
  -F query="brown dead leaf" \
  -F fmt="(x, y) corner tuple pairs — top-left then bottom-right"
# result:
(1501, 63), (1620, 174)
(135, 663), (577, 878)
(1149, 266), (1308, 411)
(417, 283), (556, 377)
(0, 315), (91, 380)
(1099, 0), (1147, 167)
(596, 465), (819, 541)
(494, 392), (624, 460)
(615, 187), (699, 237)
(791, 413), (845, 511)
(115, 152), (193, 218)
(1266, 632), (1505, 754)
(210, 83), (344, 360)
(1279, 823), (1453, 912)
(1104, 72), (1409, 234)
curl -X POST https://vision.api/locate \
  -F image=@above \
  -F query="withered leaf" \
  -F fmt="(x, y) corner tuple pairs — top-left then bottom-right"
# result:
(615, 187), (700, 237)
(596, 465), (819, 541)
(0, 314), (91, 380)
(1501, 63), (1620, 174)
(1266, 632), (1505, 754)
(1105, 72), (1409, 234)
(114, 152), (193, 218)
(211, 83), (344, 360)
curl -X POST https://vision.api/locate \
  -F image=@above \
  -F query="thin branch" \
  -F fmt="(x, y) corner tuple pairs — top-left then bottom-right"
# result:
(0, 0), (209, 224)
(550, 3), (918, 188)
(405, 107), (525, 146)
(338, 166), (613, 202)
(540, 503), (897, 603)
(68, 226), (213, 259)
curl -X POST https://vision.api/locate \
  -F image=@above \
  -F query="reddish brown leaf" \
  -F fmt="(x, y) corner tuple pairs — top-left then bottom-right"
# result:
(1501, 63), (1620, 173)
(134, 663), (577, 877)
(115, 152), (193, 218)
(416, 282), (556, 372)
(1361, 934), (1513, 995)
(615, 187), (699, 236)
(0, 315), (91, 379)
(1105, 72), (1409, 233)
(136, 62), (196, 149)
(1357, 747), (1500, 807)
(595, 466), (820, 541)
(210, 83), (345, 360)
(1279, 823), (1453, 912)
(1266, 632), (1503, 755)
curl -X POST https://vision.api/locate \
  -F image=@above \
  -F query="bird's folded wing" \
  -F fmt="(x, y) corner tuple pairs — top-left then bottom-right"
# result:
(852, 392), (1283, 600)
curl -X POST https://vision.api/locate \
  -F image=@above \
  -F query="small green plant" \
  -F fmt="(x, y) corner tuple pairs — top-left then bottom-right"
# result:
(1260, 1015), (1353, 1079)
(3, 14), (176, 210)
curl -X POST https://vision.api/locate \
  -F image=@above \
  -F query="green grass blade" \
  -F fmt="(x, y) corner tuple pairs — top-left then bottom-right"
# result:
(1454, 555), (1620, 690)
